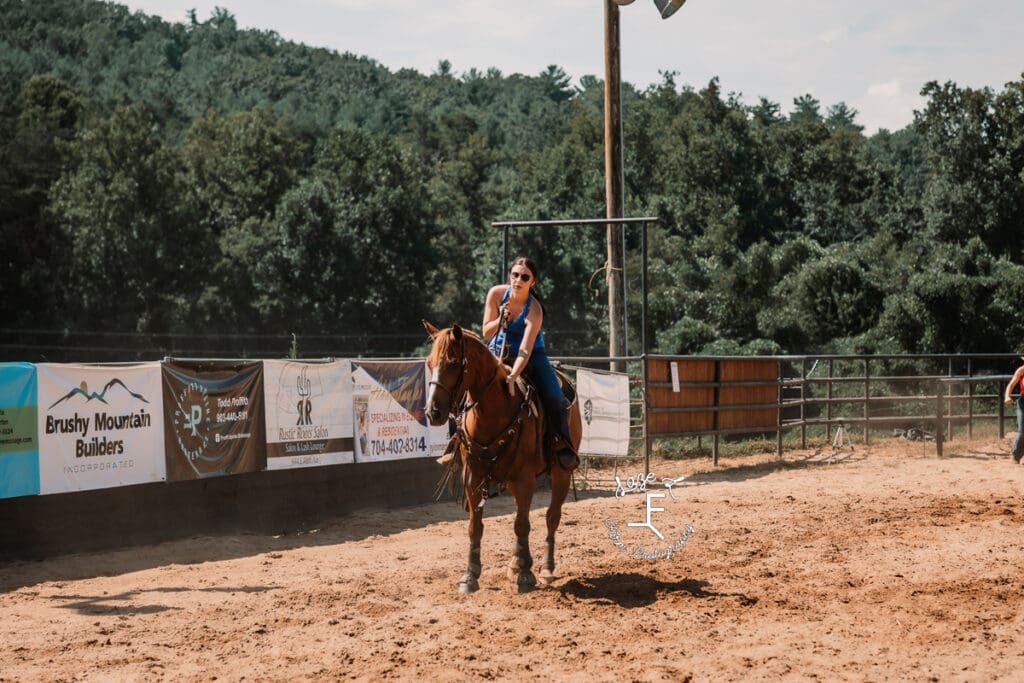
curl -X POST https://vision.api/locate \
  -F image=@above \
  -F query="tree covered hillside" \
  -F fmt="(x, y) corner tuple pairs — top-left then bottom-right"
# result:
(2, 0), (1023, 360)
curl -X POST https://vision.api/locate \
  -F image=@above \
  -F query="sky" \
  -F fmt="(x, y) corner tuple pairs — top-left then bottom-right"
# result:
(118, 0), (1024, 134)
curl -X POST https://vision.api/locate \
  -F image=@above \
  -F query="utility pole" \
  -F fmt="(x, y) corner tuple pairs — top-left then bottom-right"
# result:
(604, 0), (688, 371)
(604, 0), (625, 372)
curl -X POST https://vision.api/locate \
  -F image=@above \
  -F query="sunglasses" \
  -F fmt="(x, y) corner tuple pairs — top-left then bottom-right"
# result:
(510, 271), (532, 282)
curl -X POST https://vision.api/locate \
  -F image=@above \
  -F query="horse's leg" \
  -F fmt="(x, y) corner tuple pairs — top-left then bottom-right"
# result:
(505, 477), (537, 592)
(459, 481), (484, 594)
(539, 465), (572, 585)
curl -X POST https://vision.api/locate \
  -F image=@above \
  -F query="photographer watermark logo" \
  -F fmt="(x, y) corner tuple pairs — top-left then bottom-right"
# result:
(605, 472), (696, 561)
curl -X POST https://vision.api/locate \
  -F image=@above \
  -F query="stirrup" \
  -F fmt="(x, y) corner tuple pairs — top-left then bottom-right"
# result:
(555, 445), (579, 471)
(436, 434), (460, 465)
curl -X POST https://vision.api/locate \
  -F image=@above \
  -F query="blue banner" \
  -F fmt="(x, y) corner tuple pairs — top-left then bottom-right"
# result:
(0, 362), (40, 498)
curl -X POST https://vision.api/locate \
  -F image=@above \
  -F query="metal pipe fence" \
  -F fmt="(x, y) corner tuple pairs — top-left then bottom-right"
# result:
(579, 353), (1022, 473)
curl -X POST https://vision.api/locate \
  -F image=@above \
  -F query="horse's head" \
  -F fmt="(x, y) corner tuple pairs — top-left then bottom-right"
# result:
(423, 320), (489, 426)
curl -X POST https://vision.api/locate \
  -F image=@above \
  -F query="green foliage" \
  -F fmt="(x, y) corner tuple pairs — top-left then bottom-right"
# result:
(1, 73), (81, 327)
(2, 1), (1024, 361)
(51, 104), (198, 332)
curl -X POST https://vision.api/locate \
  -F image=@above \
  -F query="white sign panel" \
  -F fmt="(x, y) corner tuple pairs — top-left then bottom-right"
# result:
(37, 362), (166, 494)
(577, 368), (631, 457)
(352, 360), (432, 462)
(263, 360), (354, 470)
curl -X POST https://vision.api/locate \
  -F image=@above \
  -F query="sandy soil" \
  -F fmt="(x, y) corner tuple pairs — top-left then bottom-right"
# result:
(2, 437), (1023, 682)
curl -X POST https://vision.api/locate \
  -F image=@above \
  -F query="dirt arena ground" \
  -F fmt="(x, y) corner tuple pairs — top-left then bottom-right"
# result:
(2, 437), (1023, 682)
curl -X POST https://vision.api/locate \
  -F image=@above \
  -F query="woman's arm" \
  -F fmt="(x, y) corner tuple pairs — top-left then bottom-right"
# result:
(482, 286), (507, 340)
(1005, 366), (1024, 403)
(506, 304), (543, 390)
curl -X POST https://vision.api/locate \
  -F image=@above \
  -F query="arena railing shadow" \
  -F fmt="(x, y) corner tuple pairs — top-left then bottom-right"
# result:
(0, 473), (614, 591)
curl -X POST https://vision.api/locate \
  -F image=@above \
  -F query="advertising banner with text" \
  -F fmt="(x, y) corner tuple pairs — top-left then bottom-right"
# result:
(263, 359), (354, 470)
(352, 360), (436, 462)
(0, 362), (40, 499)
(577, 368), (631, 457)
(37, 362), (166, 494)
(162, 361), (266, 480)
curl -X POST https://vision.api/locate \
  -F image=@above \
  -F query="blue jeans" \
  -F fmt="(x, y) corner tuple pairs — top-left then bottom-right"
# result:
(525, 350), (572, 447)
(1014, 398), (1024, 461)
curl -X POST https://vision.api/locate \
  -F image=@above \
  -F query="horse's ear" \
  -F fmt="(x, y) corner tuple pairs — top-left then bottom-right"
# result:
(422, 320), (440, 337)
(451, 324), (463, 341)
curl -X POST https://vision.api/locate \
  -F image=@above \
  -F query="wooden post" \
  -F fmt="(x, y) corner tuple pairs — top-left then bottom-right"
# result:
(604, 0), (625, 372)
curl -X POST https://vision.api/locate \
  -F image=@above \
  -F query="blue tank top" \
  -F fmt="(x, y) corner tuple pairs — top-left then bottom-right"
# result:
(489, 287), (545, 359)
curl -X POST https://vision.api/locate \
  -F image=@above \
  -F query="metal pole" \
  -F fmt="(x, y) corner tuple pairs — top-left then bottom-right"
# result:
(967, 358), (974, 440)
(826, 358), (833, 442)
(642, 356), (650, 478)
(998, 386), (1006, 439)
(641, 221), (648, 360)
(935, 380), (944, 457)
(622, 223), (629, 358)
(800, 357), (806, 449)
(863, 358), (870, 444)
(641, 221), (649, 475)
(776, 360), (783, 458)
(712, 360), (720, 466)
(947, 357), (953, 439)
(604, 0), (625, 372)
(502, 226), (509, 282)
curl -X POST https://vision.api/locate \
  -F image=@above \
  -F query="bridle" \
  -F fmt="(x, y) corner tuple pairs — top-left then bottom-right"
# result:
(428, 335), (469, 411)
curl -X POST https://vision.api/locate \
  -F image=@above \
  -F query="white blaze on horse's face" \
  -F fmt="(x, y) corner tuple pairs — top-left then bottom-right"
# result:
(426, 362), (444, 423)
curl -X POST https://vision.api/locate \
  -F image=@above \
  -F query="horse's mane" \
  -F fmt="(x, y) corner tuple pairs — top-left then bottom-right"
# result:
(427, 325), (490, 369)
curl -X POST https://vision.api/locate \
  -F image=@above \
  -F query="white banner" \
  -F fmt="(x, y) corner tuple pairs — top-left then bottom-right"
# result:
(577, 368), (631, 457)
(37, 362), (166, 494)
(352, 360), (432, 462)
(263, 360), (354, 469)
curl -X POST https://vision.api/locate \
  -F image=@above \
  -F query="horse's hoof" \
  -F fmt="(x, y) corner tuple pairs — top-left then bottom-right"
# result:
(458, 574), (479, 593)
(515, 571), (537, 593)
(538, 569), (556, 586)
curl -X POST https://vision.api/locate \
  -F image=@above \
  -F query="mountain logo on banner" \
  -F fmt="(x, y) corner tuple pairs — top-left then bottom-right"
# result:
(352, 361), (426, 425)
(48, 378), (150, 409)
(170, 381), (213, 461)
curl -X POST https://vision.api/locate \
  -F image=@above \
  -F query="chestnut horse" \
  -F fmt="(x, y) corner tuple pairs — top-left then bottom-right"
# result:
(423, 321), (580, 593)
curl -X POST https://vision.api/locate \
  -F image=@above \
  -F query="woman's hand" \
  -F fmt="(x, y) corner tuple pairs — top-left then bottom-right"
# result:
(506, 374), (517, 396)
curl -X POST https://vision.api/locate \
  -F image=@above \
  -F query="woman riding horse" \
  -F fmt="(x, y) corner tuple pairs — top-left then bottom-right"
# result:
(483, 256), (578, 471)
(424, 319), (578, 592)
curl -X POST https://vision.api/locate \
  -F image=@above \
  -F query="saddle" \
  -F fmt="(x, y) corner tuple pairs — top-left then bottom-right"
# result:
(512, 365), (578, 470)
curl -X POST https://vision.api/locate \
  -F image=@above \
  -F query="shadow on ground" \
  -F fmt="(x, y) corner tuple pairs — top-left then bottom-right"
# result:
(560, 572), (757, 609)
